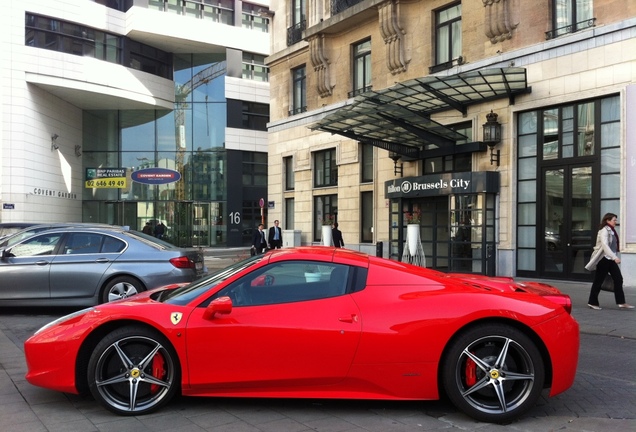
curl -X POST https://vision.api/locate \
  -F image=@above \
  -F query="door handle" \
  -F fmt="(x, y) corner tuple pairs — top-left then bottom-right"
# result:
(338, 314), (358, 323)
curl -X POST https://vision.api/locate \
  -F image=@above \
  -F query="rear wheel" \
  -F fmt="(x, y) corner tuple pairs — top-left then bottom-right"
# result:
(87, 326), (180, 415)
(102, 276), (144, 303)
(441, 324), (545, 423)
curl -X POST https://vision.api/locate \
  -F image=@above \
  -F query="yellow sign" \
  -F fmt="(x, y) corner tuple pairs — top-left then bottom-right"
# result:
(85, 178), (127, 188)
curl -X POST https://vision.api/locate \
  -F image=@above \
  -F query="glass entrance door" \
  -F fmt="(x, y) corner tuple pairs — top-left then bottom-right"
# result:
(541, 165), (593, 278)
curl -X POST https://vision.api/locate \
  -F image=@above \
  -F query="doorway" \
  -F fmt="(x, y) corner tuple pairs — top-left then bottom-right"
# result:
(540, 164), (593, 279)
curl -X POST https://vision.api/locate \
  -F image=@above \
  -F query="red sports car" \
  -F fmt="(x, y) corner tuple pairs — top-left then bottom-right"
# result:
(24, 247), (579, 423)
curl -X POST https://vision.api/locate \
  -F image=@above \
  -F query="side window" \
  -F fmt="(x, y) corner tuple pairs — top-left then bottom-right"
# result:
(63, 233), (103, 254)
(213, 261), (350, 306)
(102, 236), (126, 253)
(8, 233), (64, 257)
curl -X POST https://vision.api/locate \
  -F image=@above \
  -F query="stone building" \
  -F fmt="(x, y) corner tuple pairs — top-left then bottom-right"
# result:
(265, 0), (636, 283)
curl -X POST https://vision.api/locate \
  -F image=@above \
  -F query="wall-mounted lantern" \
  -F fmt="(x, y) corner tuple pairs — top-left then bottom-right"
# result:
(482, 110), (501, 166)
(389, 151), (403, 177)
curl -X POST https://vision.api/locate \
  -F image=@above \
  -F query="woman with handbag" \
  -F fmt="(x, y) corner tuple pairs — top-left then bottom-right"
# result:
(584, 213), (634, 310)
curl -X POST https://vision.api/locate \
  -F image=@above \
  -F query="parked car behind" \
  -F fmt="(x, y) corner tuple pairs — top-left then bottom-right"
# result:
(0, 223), (116, 249)
(0, 226), (205, 306)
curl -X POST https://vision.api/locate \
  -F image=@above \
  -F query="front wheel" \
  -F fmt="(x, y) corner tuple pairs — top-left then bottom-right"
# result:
(441, 324), (545, 423)
(87, 326), (180, 415)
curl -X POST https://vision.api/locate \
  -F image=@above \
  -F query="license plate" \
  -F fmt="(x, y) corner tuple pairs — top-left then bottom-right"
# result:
(196, 262), (203, 270)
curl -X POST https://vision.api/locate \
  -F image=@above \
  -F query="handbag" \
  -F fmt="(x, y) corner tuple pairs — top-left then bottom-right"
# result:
(601, 274), (614, 292)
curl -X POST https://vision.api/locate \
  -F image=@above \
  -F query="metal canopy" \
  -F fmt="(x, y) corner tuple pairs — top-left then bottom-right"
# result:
(310, 67), (530, 159)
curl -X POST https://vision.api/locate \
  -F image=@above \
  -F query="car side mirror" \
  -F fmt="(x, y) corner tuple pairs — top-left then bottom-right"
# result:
(203, 296), (233, 320)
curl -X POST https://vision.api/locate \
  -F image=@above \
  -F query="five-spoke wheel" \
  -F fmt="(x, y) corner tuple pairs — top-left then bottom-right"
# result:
(442, 324), (545, 423)
(102, 276), (144, 303)
(87, 326), (180, 415)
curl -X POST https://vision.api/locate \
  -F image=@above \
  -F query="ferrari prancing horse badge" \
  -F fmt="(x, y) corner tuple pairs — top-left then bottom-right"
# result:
(170, 312), (182, 325)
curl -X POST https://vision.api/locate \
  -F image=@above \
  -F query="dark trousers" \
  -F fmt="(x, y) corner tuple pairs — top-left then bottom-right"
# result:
(270, 240), (282, 249)
(588, 257), (626, 305)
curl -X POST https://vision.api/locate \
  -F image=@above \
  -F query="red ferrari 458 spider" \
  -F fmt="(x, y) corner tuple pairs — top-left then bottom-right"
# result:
(24, 247), (579, 423)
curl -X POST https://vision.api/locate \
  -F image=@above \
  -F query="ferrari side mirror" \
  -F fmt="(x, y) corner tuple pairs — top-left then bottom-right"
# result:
(203, 296), (233, 320)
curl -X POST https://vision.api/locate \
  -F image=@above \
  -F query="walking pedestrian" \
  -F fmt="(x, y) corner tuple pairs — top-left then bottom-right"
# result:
(251, 223), (268, 255)
(332, 222), (344, 248)
(585, 212), (634, 310)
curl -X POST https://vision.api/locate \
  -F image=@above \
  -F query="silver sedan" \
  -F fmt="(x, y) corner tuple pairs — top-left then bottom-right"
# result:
(0, 226), (205, 306)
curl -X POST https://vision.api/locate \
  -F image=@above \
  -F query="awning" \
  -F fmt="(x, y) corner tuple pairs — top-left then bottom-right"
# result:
(310, 67), (530, 159)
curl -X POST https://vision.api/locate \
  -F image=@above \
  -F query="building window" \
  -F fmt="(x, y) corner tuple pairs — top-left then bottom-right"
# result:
(516, 95), (619, 276)
(25, 13), (172, 79)
(284, 156), (295, 191)
(149, 0), (234, 24)
(287, 0), (306, 46)
(350, 39), (372, 97)
(314, 194), (338, 241)
(290, 65), (307, 115)
(242, 3), (269, 32)
(242, 53), (269, 82)
(422, 122), (472, 173)
(285, 198), (295, 230)
(360, 143), (374, 183)
(314, 148), (337, 188)
(432, 3), (462, 72)
(242, 152), (268, 186)
(360, 191), (373, 243)
(241, 102), (269, 131)
(547, 0), (594, 39)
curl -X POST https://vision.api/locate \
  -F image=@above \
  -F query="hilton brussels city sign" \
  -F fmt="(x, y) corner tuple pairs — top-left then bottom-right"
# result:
(385, 172), (499, 199)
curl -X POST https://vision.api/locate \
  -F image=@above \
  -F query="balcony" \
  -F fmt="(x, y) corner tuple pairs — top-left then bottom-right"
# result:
(545, 18), (596, 40)
(331, 0), (366, 15)
(287, 20), (306, 46)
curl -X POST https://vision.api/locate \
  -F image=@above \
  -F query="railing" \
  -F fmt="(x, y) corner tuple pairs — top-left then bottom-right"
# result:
(287, 20), (306, 46)
(348, 85), (372, 98)
(331, 0), (366, 15)
(546, 18), (596, 40)
(288, 106), (307, 116)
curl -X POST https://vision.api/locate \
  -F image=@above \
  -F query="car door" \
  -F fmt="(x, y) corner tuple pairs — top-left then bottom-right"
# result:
(49, 232), (119, 300)
(0, 232), (64, 300)
(184, 261), (362, 391)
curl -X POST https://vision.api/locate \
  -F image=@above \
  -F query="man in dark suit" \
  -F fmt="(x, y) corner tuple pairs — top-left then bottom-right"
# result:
(251, 223), (268, 254)
(268, 220), (283, 249)
(332, 222), (345, 248)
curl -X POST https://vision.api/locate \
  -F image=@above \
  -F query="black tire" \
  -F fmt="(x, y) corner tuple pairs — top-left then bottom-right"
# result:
(87, 326), (180, 415)
(102, 276), (144, 303)
(441, 324), (545, 424)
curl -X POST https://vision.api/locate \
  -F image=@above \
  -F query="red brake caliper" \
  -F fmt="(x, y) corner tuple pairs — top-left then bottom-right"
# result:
(465, 355), (477, 387)
(150, 354), (166, 394)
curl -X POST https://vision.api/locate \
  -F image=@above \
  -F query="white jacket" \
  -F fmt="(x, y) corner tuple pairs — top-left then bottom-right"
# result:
(585, 226), (619, 271)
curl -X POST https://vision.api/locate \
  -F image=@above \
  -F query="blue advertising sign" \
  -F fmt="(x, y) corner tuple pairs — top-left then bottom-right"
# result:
(131, 168), (181, 185)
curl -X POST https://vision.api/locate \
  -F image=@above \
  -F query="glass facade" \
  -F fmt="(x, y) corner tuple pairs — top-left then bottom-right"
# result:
(82, 53), (267, 247)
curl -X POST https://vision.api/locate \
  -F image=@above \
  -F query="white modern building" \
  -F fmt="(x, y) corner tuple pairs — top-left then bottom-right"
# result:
(1, 0), (271, 247)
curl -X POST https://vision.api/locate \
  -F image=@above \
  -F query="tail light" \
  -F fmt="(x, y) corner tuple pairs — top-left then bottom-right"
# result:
(169, 256), (195, 269)
(543, 294), (573, 314)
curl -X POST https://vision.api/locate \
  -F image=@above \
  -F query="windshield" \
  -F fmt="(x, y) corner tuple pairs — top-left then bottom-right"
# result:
(161, 254), (264, 305)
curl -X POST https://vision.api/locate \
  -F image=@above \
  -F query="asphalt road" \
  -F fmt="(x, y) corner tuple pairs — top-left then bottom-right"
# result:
(0, 269), (635, 431)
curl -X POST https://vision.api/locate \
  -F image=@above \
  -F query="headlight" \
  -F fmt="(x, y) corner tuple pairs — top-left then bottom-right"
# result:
(34, 307), (96, 335)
